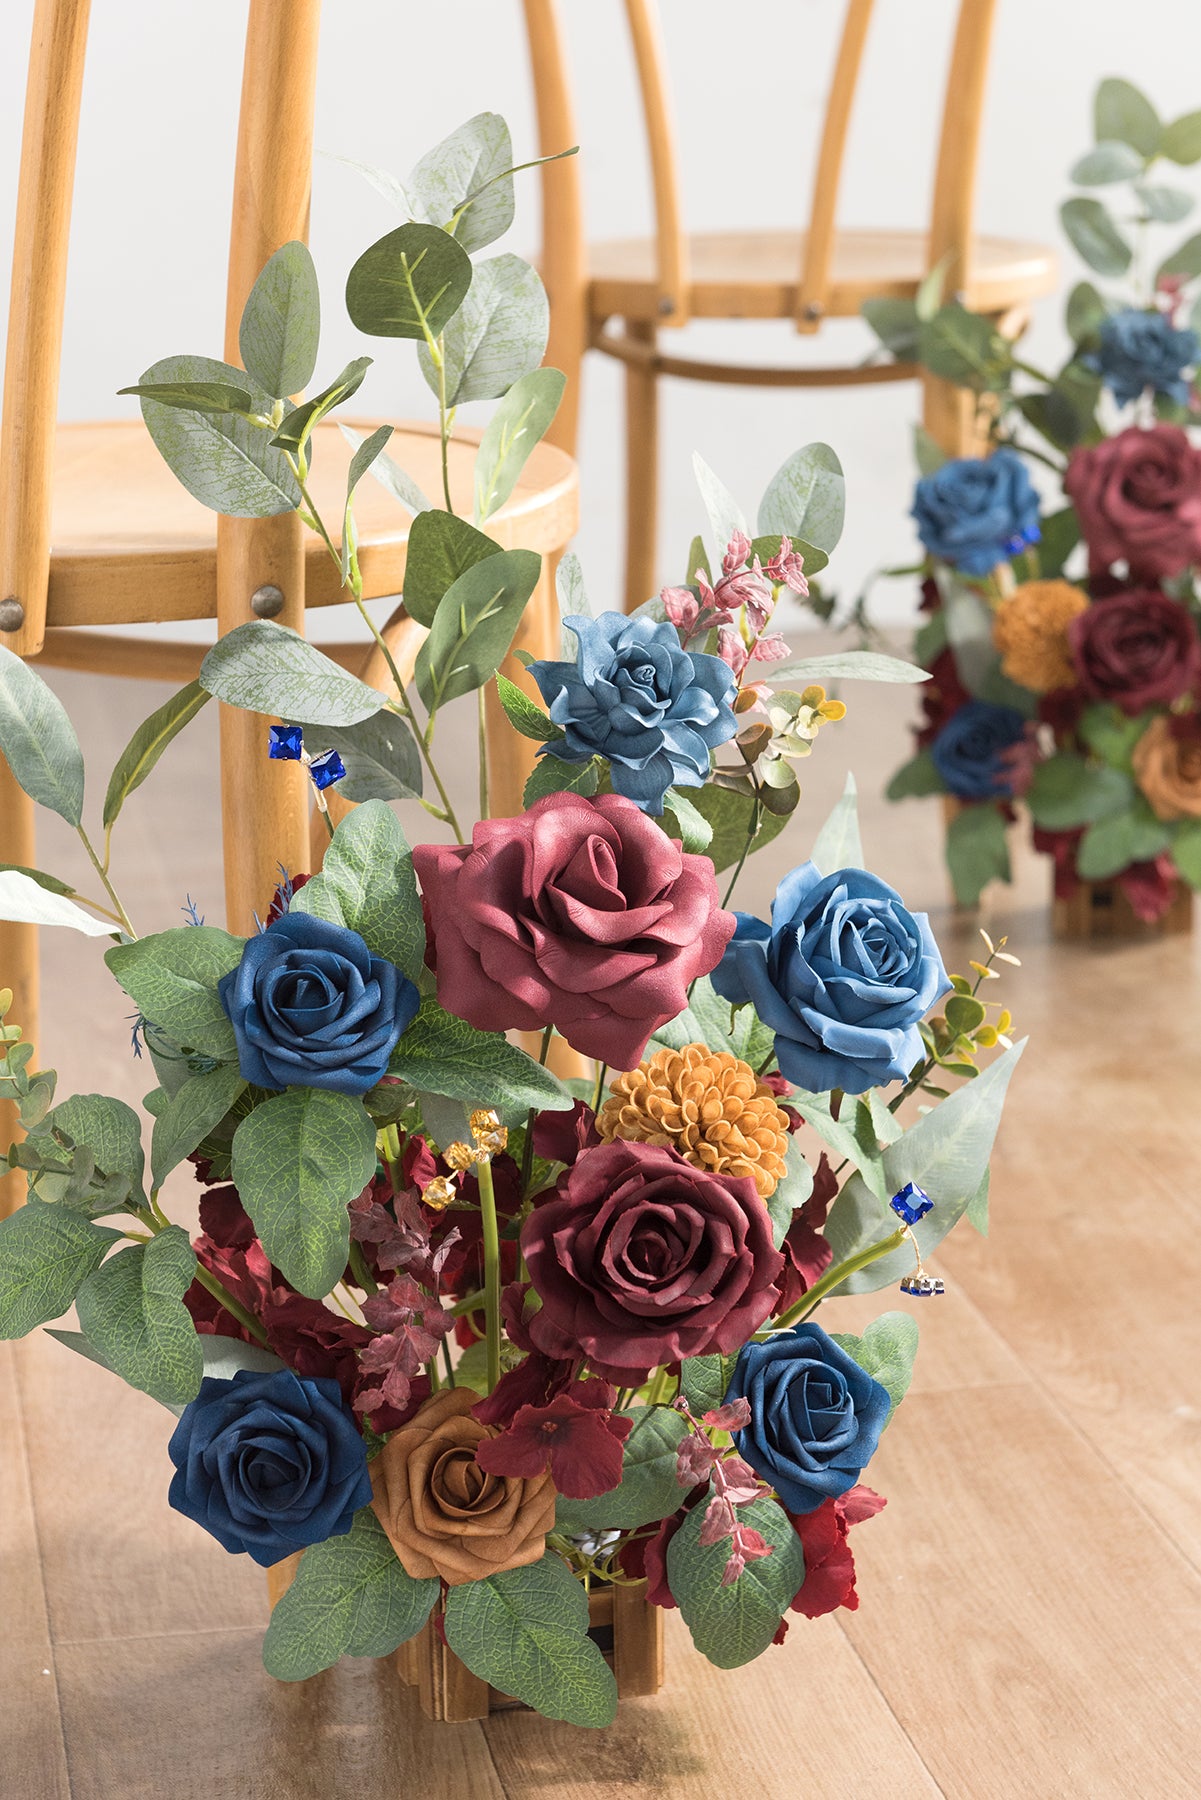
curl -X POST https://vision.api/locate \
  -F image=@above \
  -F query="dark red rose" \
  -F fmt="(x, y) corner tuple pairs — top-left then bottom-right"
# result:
(1064, 425), (1201, 580)
(1067, 590), (1201, 714)
(520, 1139), (783, 1383)
(412, 792), (735, 1069)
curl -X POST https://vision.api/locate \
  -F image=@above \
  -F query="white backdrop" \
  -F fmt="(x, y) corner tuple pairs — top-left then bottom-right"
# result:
(2, 0), (1198, 634)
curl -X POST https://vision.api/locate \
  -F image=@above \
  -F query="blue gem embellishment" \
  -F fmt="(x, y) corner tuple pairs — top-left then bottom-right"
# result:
(308, 748), (347, 791)
(890, 1182), (933, 1227)
(268, 724), (304, 760)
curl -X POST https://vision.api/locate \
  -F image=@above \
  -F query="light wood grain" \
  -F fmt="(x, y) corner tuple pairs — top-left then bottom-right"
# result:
(621, 0), (689, 325)
(795, 0), (875, 332)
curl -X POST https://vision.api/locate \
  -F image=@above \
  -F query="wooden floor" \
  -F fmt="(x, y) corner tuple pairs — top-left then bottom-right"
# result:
(6, 655), (1201, 1799)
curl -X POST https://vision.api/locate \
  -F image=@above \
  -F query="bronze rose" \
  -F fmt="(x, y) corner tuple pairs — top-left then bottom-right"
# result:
(370, 1387), (555, 1586)
(1132, 717), (1201, 821)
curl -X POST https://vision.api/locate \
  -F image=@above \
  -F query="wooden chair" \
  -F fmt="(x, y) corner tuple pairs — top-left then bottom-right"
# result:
(522, 0), (1056, 609)
(0, 0), (578, 1214)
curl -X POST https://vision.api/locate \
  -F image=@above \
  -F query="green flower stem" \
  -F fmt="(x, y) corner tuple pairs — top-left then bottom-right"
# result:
(440, 1338), (456, 1389)
(644, 1365), (675, 1407)
(348, 1240), (378, 1299)
(478, 686), (489, 821)
(519, 1026), (555, 1197)
(476, 1155), (503, 1394)
(720, 791), (763, 912)
(450, 1288), (485, 1317)
(773, 1225), (908, 1330)
(191, 1263), (273, 1349)
(75, 826), (136, 937)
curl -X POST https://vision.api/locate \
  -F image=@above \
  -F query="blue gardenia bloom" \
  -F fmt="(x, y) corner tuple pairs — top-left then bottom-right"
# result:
(712, 861), (950, 1095)
(219, 910), (417, 1096)
(929, 700), (1027, 801)
(167, 1368), (373, 1566)
(725, 1322), (891, 1514)
(1087, 307), (1199, 409)
(912, 447), (1041, 575)
(527, 611), (738, 815)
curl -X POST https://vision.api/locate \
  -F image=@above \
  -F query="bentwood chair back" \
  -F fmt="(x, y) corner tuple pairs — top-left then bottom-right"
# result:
(521, 0), (1056, 608)
(0, 0), (578, 1213)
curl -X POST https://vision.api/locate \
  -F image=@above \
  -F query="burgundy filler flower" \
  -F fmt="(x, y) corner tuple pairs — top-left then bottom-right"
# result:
(780, 1485), (886, 1627)
(474, 1380), (632, 1499)
(1067, 590), (1201, 715)
(412, 792), (735, 1069)
(1064, 425), (1201, 580)
(519, 1139), (784, 1383)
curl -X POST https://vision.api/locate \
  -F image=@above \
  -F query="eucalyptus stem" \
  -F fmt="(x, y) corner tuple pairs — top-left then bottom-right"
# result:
(773, 1225), (908, 1330)
(76, 827), (136, 937)
(476, 1156), (502, 1394)
(721, 792), (763, 913)
(478, 686), (490, 820)
(437, 345), (454, 513)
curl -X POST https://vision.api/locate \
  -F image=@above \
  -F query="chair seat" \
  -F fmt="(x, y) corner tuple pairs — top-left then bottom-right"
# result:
(588, 227), (1057, 323)
(44, 417), (578, 628)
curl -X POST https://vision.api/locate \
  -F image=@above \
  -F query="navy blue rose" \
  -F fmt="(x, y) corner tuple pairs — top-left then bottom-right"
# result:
(725, 1322), (890, 1514)
(912, 448), (1041, 575)
(930, 699), (1027, 800)
(219, 911), (417, 1095)
(712, 861), (949, 1094)
(527, 611), (737, 814)
(167, 1368), (372, 1565)
(1087, 307), (1198, 408)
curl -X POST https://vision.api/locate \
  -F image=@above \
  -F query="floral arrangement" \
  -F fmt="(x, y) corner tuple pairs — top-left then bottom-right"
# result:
(0, 113), (1022, 1727)
(866, 79), (1201, 914)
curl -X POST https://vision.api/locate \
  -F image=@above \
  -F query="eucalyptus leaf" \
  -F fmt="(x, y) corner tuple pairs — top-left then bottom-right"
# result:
(1064, 281), (1110, 348)
(809, 771), (862, 876)
(27, 1092), (146, 1211)
(290, 799), (424, 978)
(200, 621), (387, 727)
(1026, 754), (1132, 830)
(1137, 185), (1194, 224)
(407, 112), (515, 253)
(1094, 77), (1160, 158)
(103, 681), (210, 830)
(272, 358), (372, 452)
(106, 927), (244, 1060)
(150, 1062), (247, 1188)
(861, 296), (921, 359)
(1161, 110), (1201, 167)
(767, 650), (927, 685)
(1060, 198), (1133, 277)
(1077, 804), (1170, 879)
(1157, 232), (1201, 281)
(474, 367), (566, 524)
(136, 355), (301, 517)
(667, 1494), (805, 1669)
(918, 304), (1012, 389)
(403, 508), (500, 628)
(74, 1225), (202, 1406)
(389, 998), (573, 1123)
(415, 548), (541, 715)
(0, 1201), (121, 1338)
(327, 153), (410, 211)
(0, 863), (74, 897)
(913, 423), (947, 477)
(757, 443), (845, 555)
(345, 222), (473, 341)
(238, 240), (321, 400)
(1069, 140), (1146, 186)
(945, 802), (1011, 908)
(556, 551), (590, 621)
(340, 424), (434, 517)
(419, 254), (548, 405)
(0, 646), (85, 825)
(309, 712), (422, 804)
(0, 872), (115, 938)
(692, 454), (747, 560)
(117, 380), (254, 417)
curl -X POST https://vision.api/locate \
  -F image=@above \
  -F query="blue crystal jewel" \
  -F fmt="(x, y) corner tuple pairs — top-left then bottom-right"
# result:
(268, 724), (304, 760)
(890, 1181), (933, 1227)
(308, 748), (347, 791)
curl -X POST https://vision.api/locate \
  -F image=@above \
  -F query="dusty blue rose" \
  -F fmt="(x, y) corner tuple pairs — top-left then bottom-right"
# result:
(912, 448), (1041, 575)
(218, 911), (417, 1095)
(167, 1368), (372, 1565)
(725, 1322), (891, 1514)
(711, 861), (949, 1094)
(527, 611), (737, 814)
(1087, 307), (1198, 408)
(930, 700), (1026, 801)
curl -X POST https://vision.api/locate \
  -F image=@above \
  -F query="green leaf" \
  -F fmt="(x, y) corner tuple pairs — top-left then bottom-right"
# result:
(679, 781), (788, 874)
(0, 871), (114, 937)
(150, 1063), (247, 1188)
(1095, 77), (1161, 158)
(0, 863), (72, 897)
(1070, 140), (1146, 185)
(102, 680), (210, 830)
(662, 788), (713, 854)
(913, 424), (947, 477)
(750, 532), (829, 579)
(809, 771), (862, 876)
(1171, 818), (1201, 887)
(1064, 281), (1110, 347)
(290, 800), (423, 978)
(1077, 804), (1170, 880)
(0, 645), (85, 825)
(765, 1135), (814, 1249)
(474, 367), (566, 524)
(340, 425), (433, 516)
(407, 112), (515, 254)
(1161, 109), (1201, 166)
(416, 548), (542, 715)
(1037, 504), (1081, 579)
(231, 1088), (377, 1299)
(945, 803), (1011, 908)
(403, 509), (501, 629)
(345, 222), (473, 341)
(680, 1352), (739, 1416)
(419, 254), (548, 405)
(443, 1552), (618, 1728)
(135, 355), (301, 517)
(522, 752), (600, 806)
(692, 454), (747, 558)
(308, 712), (422, 804)
(556, 551), (591, 622)
(667, 1495), (805, 1669)
(1137, 184), (1194, 224)
(767, 650), (928, 685)
(1026, 753), (1132, 830)
(685, 533), (712, 584)
(555, 1406), (689, 1532)
(1156, 232), (1201, 281)
(27, 1092), (146, 1210)
(106, 927), (242, 1060)
(74, 1225), (201, 1406)
(238, 240), (320, 401)
(389, 998), (573, 1124)
(829, 1312), (918, 1422)
(496, 673), (564, 743)
(861, 296), (921, 358)
(966, 1167), (990, 1235)
(345, 423), (394, 503)
(757, 443), (845, 555)
(1060, 198), (1133, 276)
(117, 380), (254, 416)
(944, 994), (986, 1034)
(918, 304), (1012, 389)
(47, 1325), (284, 1407)
(263, 1507), (439, 1679)
(786, 1086), (887, 1199)
(887, 748), (945, 800)
(0, 1200), (121, 1337)
(270, 357), (372, 452)
(199, 621), (387, 727)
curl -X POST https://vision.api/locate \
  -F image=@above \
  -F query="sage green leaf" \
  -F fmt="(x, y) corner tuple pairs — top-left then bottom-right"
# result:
(102, 680), (210, 830)
(0, 872), (113, 937)
(415, 548), (541, 715)
(768, 650), (928, 685)
(403, 508), (501, 628)
(1060, 198), (1133, 277)
(1137, 185), (1194, 224)
(555, 1406), (689, 1532)
(341, 425), (433, 516)
(945, 803), (1011, 909)
(0, 1200), (121, 1337)
(341, 425), (394, 583)
(0, 646), (85, 825)
(810, 772), (862, 876)
(1173, 817), (1201, 887)
(829, 1311), (918, 1422)
(389, 998), (573, 1123)
(757, 442), (845, 555)
(407, 112), (514, 254)
(290, 799), (423, 978)
(496, 673), (563, 743)
(680, 782), (788, 874)
(667, 1495), (805, 1669)
(200, 620), (387, 727)
(231, 1088), (378, 1299)
(556, 551), (591, 619)
(1026, 753), (1132, 830)
(785, 1088), (887, 1199)
(263, 1507), (439, 1680)
(692, 454), (747, 558)
(271, 357), (371, 452)
(1095, 77), (1161, 158)
(474, 367), (566, 524)
(1077, 804), (1170, 879)
(345, 222), (473, 341)
(0, 863), (73, 897)
(46, 1323), (283, 1409)
(106, 927), (244, 1060)
(443, 1552), (618, 1728)
(117, 380), (254, 416)
(662, 788), (713, 854)
(150, 1063), (247, 1188)
(918, 303), (1012, 389)
(1065, 281), (1109, 348)
(1161, 109), (1201, 166)
(861, 296), (921, 358)
(1069, 140), (1146, 186)
(765, 1135), (815, 1250)
(1156, 232), (1201, 282)
(680, 1352), (740, 1417)
(27, 1092), (146, 1211)
(966, 1167), (990, 1235)
(913, 423), (947, 477)
(238, 240), (320, 401)
(328, 153), (410, 211)
(419, 254), (548, 405)
(522, 753), (599, 806)
(74, 1225), (201, 1406)
(887, 748), (945, 800)
(136, 355), (301, 517)
(310, 712), (422, 803)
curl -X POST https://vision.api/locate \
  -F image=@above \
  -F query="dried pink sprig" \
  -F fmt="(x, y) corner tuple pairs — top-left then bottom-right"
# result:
(674, 1393), (773, 1585)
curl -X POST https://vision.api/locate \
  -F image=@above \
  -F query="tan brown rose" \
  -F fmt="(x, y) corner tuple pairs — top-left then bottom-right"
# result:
(370, 1387), (555, 1586)
(992, 580), (1088, 693)
(1132, 716), (1201, 821)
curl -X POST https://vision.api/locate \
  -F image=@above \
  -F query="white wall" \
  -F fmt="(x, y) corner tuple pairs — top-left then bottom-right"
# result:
(3, 0), (1200, 634)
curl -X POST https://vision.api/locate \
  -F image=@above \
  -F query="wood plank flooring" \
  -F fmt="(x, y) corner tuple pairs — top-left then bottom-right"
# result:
(5, 655), (1200, 1798)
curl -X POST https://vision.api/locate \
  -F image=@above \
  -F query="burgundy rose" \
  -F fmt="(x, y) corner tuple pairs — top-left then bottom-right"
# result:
(915, 647), (971, 751)
(1067, 590), (1201, 714)
(519, 1139), (784, 1383)
(1064, 425), (1201, 580)
(412, 792), (735, 1069)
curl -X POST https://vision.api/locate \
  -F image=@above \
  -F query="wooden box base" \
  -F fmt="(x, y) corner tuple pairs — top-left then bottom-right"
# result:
(1052, 877), (1194, 941)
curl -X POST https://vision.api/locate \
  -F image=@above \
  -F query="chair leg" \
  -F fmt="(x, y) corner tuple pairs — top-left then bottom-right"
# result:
(622, 320), (660, 612)
(0, 757), (37, 1217)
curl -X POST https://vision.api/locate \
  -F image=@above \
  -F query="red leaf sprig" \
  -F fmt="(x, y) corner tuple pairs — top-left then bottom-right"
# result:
(674, 1393), (774, 1586)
